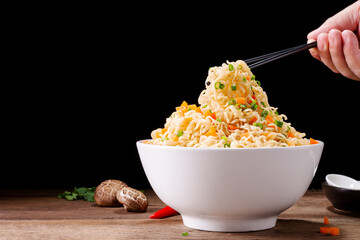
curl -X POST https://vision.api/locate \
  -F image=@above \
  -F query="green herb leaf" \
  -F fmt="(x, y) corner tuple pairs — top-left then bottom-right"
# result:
(58, 187), (96, 202)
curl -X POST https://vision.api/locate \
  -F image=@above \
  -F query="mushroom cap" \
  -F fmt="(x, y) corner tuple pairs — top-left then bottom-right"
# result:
(94, 179), (127, 206)
(116, 186), (148, 212)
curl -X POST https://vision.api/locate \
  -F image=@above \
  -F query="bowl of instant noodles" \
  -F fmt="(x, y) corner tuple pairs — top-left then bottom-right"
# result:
(137, 60), (324, 232)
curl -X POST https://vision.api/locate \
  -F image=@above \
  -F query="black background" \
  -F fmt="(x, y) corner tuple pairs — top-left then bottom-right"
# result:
(3, 1), (359, 190)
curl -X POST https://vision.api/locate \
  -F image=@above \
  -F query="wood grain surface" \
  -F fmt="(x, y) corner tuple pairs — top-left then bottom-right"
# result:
(0, 189), (359, 240)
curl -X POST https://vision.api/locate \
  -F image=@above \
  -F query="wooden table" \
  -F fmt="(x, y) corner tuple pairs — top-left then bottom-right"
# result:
(0, 189), (359, 239)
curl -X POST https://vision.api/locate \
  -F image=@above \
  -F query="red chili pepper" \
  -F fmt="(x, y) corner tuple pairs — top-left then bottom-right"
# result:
(149, 206), (178, 219)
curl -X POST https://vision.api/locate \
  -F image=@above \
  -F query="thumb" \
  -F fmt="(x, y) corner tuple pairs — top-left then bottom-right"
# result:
(307, 1), (360, 40)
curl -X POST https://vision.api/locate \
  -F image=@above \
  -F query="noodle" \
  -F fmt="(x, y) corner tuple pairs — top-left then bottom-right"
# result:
(147, 60), (310, 148)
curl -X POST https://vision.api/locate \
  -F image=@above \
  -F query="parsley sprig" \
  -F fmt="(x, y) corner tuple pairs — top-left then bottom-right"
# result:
(57, 186), (96, 202)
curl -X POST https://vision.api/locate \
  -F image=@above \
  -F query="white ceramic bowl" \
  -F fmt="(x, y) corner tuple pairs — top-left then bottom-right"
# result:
(137, 140), (324, 232)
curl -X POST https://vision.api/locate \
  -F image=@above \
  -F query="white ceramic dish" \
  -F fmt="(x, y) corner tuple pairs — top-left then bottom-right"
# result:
(137, 140), (324, 232)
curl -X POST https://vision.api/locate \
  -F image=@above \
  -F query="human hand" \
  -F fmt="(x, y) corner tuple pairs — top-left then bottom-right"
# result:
(307, 1), (360, 81)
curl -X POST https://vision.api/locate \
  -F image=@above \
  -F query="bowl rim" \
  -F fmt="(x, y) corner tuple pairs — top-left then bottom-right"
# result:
(322, 181), (360, 193)
(137, 139), (324, 151)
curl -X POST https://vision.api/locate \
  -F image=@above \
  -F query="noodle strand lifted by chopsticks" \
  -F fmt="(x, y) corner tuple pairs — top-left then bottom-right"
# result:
(147, 60), (311, 148)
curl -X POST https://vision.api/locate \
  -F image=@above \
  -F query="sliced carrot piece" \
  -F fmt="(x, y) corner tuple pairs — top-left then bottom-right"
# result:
(324, 216), (329, 225)
(310, 138), (319, 144)
(228, 124), (238, 130)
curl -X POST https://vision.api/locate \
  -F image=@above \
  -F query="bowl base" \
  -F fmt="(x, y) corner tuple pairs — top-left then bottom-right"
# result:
(181, 214), (277, 232)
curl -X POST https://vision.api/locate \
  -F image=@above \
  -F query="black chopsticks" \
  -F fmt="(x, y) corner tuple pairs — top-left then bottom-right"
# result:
(245, 41), (317, 69)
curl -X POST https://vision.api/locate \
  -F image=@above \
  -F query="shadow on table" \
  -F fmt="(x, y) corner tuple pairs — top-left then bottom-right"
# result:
(224, 219), (325, 239)
(327, 206), (360, 218)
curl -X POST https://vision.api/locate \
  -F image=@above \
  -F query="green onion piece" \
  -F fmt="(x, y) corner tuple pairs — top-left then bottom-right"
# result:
(274, 110), (279, 115)
(231, 85), (237, 91)
(261, 110), (268, 118)
(182, 232), (189, 236)
(251, 100), (258, 110)
(202, 105), (207, 108)
(224, 143), (230, 148)
(287, 126), (290, 132)
(236, 104), (247, 110)
(238, 64), (243, 69)
(228, 98), (236, 105)
(274, 120), (283, 128)
(256, 80), (261, 86)
(215, 82), (225, 89)
(261, 102), (266, 108)
(221, 136), (228, 141)
(177, 130), (184, 137)
(242, 76), (247, 82)
(216, 118), (222, 122)
(229, 64), (234, 71)
(254, 122), (263, 129)
(251, 75), (256, 80)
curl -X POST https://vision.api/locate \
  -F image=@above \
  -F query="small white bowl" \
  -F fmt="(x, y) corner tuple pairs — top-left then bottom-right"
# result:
(137, 140), (324, 232)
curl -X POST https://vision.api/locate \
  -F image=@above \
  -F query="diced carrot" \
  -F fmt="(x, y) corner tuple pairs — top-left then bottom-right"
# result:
(228, 124), (238, 130)
(236, 97), (246, 104)
(204, 126), (217, 137)
(288, 131), (295, 138)
(180, 101), (188, 107)
(249, 117), (257, 124)
(310, 138), (319, 144)
(210, 112), (216, 120)
(204, 110), (211, 117)
(320, 227), (340, 236)
(187, 104), (197, 110)
(288, 141), (295, 146)
(324, 216), (329, 225)
(195, 106), (203, 113)
(265, 116), (274, 124)
(246, 76), (250, 81)
(330, 227), (340, 236)
(184, 118), (192, 125)
(161, 128), (167, 134)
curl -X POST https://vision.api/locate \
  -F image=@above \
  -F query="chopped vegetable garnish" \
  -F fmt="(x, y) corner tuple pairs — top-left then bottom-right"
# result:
(310, 138), (319, 144)
(254, 122), (263, 129)
(231, 85), (237, 91)
(324, 216), (329, 225)
(251, 75), (256, 80)
(261, 110), (268, 118)
(177, 130), (184, 137)
(182, 232), (189, 236)
(215, 82), (225, 89)
(274, 120), (283, 128)
(224, 143), (230, 148)
(229, 64), (234, 71)
(256, 80), (261, 86)
(250, 100), (258, 110)
(320, 227), (340, 236)
(228, 98), (236, 105)
(242, 76), (247, 82)
(236, 104), (247, 110)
